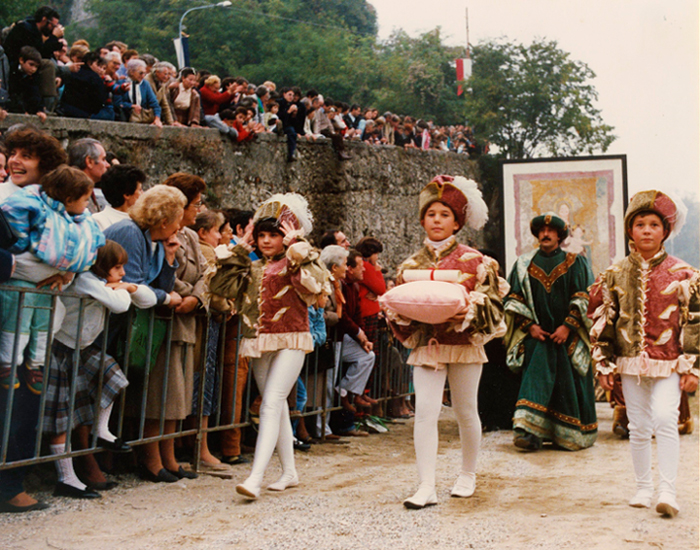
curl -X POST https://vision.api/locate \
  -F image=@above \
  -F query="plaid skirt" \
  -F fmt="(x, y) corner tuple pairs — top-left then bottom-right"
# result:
(192, 317), (221, 417)
(363, 313), (380, 350)
(43, 340), (129, 434)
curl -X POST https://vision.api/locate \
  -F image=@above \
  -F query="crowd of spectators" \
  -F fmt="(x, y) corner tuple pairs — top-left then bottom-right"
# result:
(0, 6), (487, 162)
(0, 119), (415, 512)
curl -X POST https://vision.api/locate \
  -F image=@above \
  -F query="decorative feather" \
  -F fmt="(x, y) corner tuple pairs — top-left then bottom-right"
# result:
(451, 176), (488, 230)
(254, 193), (314, 236)
(665, 190), (687, 240)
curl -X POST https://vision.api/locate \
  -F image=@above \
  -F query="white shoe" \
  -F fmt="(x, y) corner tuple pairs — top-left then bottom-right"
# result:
(655, 493), (679, 518)
(628, 489), (653, 508)
(403, 485), (437, 509)
(235, 479), (260, 500)
(451, 473), (476, 498)
(267, 473), (299, 492)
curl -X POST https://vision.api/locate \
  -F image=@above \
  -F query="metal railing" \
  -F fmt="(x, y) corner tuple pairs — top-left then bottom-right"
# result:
(0, 283), (413, 474)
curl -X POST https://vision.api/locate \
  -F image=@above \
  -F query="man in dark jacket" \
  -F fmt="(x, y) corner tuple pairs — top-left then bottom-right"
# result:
(277, 87), (301, 162)
(4, 6), (64, 109)
(59, 51), (111, 120)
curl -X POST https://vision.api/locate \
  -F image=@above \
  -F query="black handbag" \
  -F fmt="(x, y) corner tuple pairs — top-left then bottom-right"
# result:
(0, 208), (18, 250)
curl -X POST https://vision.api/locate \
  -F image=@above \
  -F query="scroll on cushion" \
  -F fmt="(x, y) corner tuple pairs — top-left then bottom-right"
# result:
(379, 280), (468, 325)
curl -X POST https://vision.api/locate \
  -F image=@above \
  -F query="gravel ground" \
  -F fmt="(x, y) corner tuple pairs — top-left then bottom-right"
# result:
(2, 400), (698, 550)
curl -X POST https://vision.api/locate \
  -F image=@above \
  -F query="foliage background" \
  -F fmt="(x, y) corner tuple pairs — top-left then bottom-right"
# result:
(2, 0), (615, 158)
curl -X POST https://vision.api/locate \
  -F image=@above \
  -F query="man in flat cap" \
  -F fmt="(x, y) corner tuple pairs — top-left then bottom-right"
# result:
(503, 213), (597, 451)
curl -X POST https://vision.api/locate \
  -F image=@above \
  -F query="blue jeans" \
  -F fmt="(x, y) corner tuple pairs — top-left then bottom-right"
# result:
(292, 376), (307, 436)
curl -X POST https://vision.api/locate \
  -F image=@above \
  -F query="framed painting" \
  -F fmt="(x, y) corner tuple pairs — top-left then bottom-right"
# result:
(501, 155), (628, 277)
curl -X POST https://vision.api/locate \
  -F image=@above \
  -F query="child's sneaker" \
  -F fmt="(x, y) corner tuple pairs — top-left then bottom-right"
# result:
(629, 489), (653, 508)
(655, 493), (679, 518)
(24, 366), (43, 395)
(0, 366), (19, 390)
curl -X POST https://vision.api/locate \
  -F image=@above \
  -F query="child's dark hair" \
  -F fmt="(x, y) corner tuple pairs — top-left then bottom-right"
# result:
(91, 240), (128, 280)
(40, 165), (94, 205)
(19, 46), (41, 65)
(220, 109), (236, 121)
(253, 217), (283, 240)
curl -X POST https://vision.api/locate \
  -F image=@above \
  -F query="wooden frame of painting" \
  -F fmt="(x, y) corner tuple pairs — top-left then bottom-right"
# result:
(501, 155), (628, 277)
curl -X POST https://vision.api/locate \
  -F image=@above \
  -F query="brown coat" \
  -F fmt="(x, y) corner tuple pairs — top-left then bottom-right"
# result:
(172, 226), (209, 343)
(145, 72), (175, 125)
(169, 85), (201, 126)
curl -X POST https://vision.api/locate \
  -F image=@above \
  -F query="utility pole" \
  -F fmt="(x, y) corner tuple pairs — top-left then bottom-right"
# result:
(466, 7), (470, 59)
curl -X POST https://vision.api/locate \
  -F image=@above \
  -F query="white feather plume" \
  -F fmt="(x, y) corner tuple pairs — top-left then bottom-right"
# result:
(254, 192), (314, 236)
(664, 190), (687, 240)
(451, 176), (489, 230)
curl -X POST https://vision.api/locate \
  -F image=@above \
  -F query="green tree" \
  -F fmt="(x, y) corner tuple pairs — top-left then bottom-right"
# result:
(372, 29), (463, 124)
(464, 38), (615, 159)
(2, 0), (74, 27)
(68, 1), (464, 123)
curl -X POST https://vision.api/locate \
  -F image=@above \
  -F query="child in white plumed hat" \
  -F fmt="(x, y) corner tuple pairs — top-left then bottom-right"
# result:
(210, 193), (330, 500)
(381, 175), (508, 509)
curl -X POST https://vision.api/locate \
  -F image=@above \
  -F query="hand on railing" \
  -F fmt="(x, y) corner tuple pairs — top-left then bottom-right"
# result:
(37, 272), (74, 291)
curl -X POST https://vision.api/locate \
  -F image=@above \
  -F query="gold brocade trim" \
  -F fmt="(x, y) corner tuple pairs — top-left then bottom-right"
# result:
(567, 333), (580, 355)
(515, 399), (598, 432)
(528, 253), (577, 293)
(565, 317), (580, 329)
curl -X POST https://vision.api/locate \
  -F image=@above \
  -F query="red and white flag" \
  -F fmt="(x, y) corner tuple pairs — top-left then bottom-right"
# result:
(455, 58), (472, 95)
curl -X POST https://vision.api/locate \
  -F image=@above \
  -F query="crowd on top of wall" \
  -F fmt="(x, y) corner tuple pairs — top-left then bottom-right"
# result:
(0, 6), (486, 163)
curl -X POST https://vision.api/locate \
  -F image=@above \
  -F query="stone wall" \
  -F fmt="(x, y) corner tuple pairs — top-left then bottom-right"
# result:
(0, 114), (504, 272)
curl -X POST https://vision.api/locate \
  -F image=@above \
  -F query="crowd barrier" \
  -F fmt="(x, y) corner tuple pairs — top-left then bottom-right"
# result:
(0, 283), (413, 473)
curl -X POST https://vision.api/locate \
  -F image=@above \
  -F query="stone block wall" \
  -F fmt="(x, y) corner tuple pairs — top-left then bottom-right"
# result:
(0, 115), (504, 272)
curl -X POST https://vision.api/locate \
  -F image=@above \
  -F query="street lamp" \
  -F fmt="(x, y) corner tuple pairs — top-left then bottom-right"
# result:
(175, 1), (232, 69)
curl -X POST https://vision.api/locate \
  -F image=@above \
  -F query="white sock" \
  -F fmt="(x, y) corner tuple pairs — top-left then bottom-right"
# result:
(96, 402), (116, 442)
(50, 443), (86, 490)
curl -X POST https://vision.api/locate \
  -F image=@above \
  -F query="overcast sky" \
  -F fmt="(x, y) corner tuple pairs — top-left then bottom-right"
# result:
(370, 0), (699, 202)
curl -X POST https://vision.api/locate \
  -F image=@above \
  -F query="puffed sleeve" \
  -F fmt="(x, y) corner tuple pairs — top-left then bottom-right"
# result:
(455, 256), (508, 343)
(587, 270), (619, 375)
(209, 244), (252, 305)
(286, 240), (330, 301)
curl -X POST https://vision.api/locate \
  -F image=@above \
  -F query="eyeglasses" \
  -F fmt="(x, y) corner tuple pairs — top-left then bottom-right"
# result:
(189, 200), (203, 209)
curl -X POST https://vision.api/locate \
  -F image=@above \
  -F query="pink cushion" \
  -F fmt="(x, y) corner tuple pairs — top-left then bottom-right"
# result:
(379, 281), (468, 325)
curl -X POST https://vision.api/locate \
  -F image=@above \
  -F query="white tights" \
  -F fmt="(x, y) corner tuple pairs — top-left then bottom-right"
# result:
(412, 363), (482, 490)
(245, 349), (306, 490)
(621, 372), (681, 497)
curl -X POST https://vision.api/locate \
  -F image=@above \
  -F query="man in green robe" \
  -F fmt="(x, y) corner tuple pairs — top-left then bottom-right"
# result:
(504, 213), (597, 451)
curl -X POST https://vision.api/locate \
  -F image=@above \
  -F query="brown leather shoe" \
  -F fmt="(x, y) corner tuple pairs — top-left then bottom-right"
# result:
(341, 394), (357, 414)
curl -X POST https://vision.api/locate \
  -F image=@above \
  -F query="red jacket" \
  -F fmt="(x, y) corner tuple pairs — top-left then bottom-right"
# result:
(358, 260), (386, 318)
(199, 86), (232, 116)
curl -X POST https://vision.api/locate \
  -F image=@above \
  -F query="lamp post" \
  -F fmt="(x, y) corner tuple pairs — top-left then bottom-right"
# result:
(175, 1), (232, 69)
